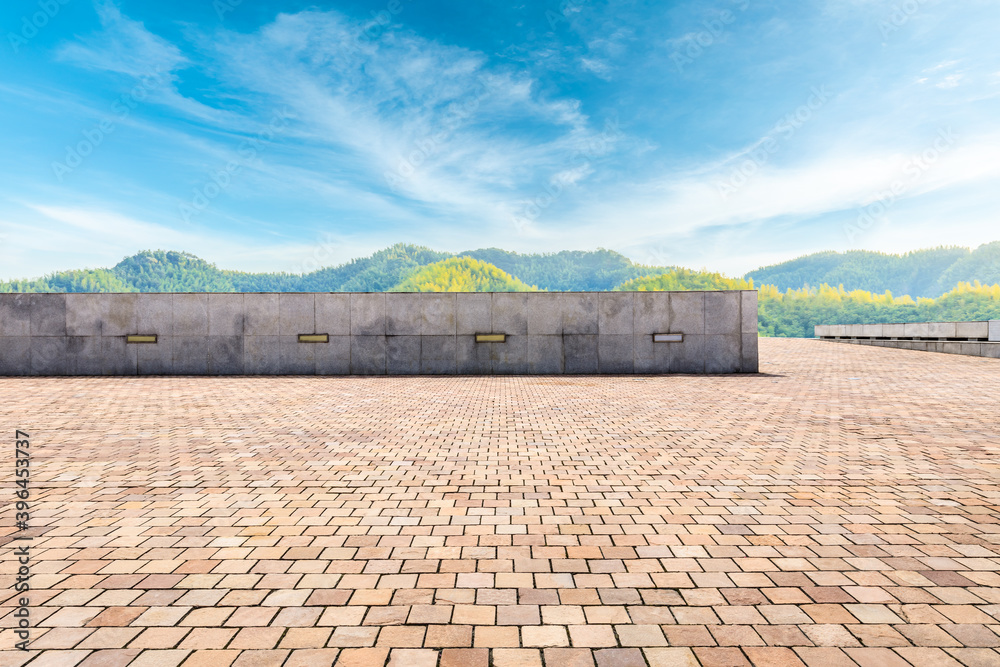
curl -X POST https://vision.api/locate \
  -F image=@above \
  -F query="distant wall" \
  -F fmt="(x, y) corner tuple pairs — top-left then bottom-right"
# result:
(0, 291), (758, 375)
(815, 320), (1000, 359)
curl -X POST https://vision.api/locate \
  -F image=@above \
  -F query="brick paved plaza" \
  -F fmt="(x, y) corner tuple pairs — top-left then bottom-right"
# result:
(2, 338), (1000, 667)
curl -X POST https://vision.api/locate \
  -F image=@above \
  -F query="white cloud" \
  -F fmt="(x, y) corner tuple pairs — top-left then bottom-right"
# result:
(56, 1), (187, 77)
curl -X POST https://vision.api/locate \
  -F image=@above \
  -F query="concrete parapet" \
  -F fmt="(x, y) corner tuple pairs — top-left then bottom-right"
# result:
(0, 290), (758, 375)
(815, 317), (1000, 360)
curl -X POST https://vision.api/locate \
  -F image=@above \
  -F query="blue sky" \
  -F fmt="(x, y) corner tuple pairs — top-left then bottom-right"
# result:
(1, 0), (998, 279)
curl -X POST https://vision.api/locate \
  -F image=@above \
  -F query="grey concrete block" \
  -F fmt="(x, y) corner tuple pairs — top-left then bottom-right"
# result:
(705, 292), (740, 335)
(669, 334), (705, 373)
(491, 334), (528, 374)
(66, 294), (103, 336)
(102, 336), (138, 376)
(351, 294), (385, 335)
(527, 294), (563, 335)
(387, 335), (421, 375)
(705, 334), (742, 374)
(960, 343), (981, 356)
(244, 294), (279, 335)
(351, 335), (386, 375)
(66, 336), (102, 375)
(599, 293), (633, 335)
(137, 335), (173, 375)
(564, 334), (598, 374)
(598, 334), (633, 373)
(279, 334), (314, 374)
(103, 294), (138, 336)
(742, 334), (759, 373)
(244, 336), (281, 375)
(0, 337), (31, 374)
(30, 336), (67, 375)
(883, 323), (905, 338)
(634, 292), (671, 336)
(137, 294), (172, 336)
(983, 343), (1000, 358)
(209, 336), (244, 375)
(279, 293), (314, 336)
(386, 293), (422, 335)
(528, 335), (563, 374)
(957, 321), (989, 339)
(670, 292), (705, 335)
(421, 335), (457, 374)
(456, 293), (492, 335)
(942, 342), (963, 355)
(421, 294), (457, 336)
(860, 324), (883, 337)
(561, 293), (599, 334)
(173, 336), (210, 375)
(990, 320), (1000, 342)
(0, 294), (31, 336)
(634, 334), (670, 374)
(30, 293), (67, 336)
(315, 294), (351, 336)
(927, 322), (958, 338)
(172, 294), (209, 336)
(492, 293), (528, 335)
(741, 291), (758, 335)
(316, 336), (351, 375)
(457, 336), (491, 375)
(209, 294), (244, 336)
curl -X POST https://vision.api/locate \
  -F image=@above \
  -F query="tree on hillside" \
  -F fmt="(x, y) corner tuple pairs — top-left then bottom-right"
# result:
(390, 257), (538, 292)
(614, 268), (752, 291)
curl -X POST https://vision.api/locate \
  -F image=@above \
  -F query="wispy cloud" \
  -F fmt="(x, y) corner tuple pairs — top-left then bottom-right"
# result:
(1, 0), (997, 277)
(56, 1), (187, 76)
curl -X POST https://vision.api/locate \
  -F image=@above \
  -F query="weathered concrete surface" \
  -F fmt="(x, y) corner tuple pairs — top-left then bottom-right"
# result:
(816, 320), (1000, 359)
(0, 291), (758, 375)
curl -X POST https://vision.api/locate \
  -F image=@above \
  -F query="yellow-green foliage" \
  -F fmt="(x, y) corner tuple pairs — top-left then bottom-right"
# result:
(389, 257), (539, 292)
(757, 281), (1000, 337)
(614, 267), (754, 291)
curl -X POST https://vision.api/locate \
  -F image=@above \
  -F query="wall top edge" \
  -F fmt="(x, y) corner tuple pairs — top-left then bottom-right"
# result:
(817, 320), (992, 327)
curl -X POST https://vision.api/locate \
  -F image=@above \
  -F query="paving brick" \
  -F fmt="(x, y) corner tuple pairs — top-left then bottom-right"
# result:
(8, 339), (1000, 662)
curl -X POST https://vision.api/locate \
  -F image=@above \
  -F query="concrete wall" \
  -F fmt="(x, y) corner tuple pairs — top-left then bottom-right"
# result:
(815, 321), (999, 340)
(815, 320), (1000, 359)
(0, 291), (758, 375)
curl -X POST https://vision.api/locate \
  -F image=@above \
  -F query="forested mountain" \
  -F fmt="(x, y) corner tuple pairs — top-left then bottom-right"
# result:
(390, 257), (538, 292)
(297, 244), (453, 292)
(0, 245), (668, 294)
(745, 246), (971, 298)
(616, 268), (752, 292)
(460, 248), (669, 291)
(934, 242), (1000, 294)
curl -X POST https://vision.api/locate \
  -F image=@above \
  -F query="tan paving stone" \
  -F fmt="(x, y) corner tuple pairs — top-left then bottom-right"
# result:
(5, 339), (1000, 661)
(228, 650), (289, 667)
(126, 651), (191, 667)
(179, 650), (240, 667)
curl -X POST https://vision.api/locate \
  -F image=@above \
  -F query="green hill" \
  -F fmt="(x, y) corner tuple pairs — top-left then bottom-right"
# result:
(934, 241), (1000, 295)
(615, 268), (752, 291)
(745, 246), (971, 298)
(0, 245), (670, 294)
(460, 248), (671, 291)
(390, 257), (538, 292)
